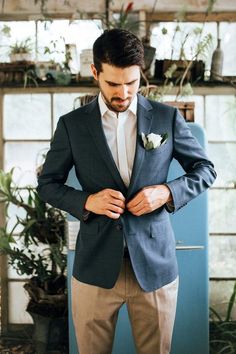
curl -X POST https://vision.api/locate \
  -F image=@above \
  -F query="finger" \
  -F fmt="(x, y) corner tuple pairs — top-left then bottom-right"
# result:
(127, 199), (142, 211)
(108, 203), (124, 214)
(127, 194), (145, 209)
(106, 210), (121, 219)
(130, 205), (148, 216)
(126, 191), (144, 208)
(108, 189), (125, 201)
(128, 202), (145, 214)
(110, 198), (126, 209)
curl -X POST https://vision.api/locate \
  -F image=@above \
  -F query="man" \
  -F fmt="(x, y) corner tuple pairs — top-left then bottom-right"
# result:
(37, 29), (216, 354)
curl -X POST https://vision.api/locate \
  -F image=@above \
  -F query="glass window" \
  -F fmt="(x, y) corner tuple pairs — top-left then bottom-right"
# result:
(6, 202), (26, 234)
(209, 236), (236, 278)
(0, 21), (36, 62)
(220, 22), (236, 76)
(3, 94), (51, 140)
(210, 280), (236, 319)
(209, 189), (236, 234)
(8, 281), (33, 324)
(37, 20), (102, 70)
(208, 143), (236, 187)
(53, 92), (90, 129)
(4, 142), (50, 186)
(205, 96), (236, 141)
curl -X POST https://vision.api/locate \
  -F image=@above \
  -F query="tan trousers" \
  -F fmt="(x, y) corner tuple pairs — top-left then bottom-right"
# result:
(72, 257), (178, 354)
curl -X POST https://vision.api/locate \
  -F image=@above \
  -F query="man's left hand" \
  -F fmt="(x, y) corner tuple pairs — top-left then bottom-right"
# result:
(126, 184), (173, 216)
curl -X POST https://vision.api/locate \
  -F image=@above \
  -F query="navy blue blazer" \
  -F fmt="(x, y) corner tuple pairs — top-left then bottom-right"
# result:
(37, 94), (216, 292)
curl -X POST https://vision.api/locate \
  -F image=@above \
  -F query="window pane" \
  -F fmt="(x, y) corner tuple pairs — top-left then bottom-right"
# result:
(208, 143), (236, 187)
(209, 236), (236, 278)
(7, 202), (26, 234)
(53, 92), (88, 130)
(205, 96), (236, 141)
(3, 94), (51, 140)
(210, 280), (236, 320)
(37, 20), (102, 70)
(4, 142), (50, 186)
(0, 21), (36, 62)
(209, 189), (236, 234)
(8, 281), (33, 324)
(220, 22), (236, 76)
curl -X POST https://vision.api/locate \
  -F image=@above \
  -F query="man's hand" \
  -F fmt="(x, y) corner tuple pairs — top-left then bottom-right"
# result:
(84, 188), (126, 219)
(126, 184), (173, 216)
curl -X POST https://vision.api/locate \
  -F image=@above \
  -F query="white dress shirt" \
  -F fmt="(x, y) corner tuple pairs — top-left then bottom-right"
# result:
(98, 93), (137, 188)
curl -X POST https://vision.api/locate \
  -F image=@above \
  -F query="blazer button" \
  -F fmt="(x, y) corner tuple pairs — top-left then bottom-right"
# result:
(116, 224), (123, 230)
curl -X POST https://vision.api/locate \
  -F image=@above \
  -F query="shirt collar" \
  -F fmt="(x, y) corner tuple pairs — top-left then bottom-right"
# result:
(98, 92), (137, 117)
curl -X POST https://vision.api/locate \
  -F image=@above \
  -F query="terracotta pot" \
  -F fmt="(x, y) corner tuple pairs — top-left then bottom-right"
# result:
(10, 53), (32, 62)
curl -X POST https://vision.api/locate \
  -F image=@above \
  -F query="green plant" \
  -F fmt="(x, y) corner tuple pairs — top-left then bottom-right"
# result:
(210, 282), (236, 354)
(140, 1), (215, 102)
(159, 25), (213, 99)
(0, 168), (67, 317)
(9, 38), (32, 54)
(94, 1), (139, 32)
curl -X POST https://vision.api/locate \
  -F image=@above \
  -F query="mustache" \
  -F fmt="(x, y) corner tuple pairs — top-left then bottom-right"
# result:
(111, 97), (131, 102)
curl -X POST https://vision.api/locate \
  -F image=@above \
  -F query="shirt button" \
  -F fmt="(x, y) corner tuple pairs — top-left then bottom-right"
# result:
(116, 224), (123, 230)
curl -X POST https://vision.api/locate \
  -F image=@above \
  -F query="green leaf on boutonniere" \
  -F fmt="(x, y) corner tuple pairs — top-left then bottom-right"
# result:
(145, 141), (154, 150)
(161, 133), (168, 145)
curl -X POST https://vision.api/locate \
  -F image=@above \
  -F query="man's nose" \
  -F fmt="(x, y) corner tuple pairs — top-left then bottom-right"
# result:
(117, 85), (128, 99)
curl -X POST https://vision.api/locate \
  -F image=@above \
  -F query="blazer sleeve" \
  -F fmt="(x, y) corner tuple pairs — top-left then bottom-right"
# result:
(165, 108), (217, 213)
(36, 116), (91, 221)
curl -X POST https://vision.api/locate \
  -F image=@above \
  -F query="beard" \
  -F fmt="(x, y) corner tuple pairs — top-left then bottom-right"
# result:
(99, 85), (134, 113)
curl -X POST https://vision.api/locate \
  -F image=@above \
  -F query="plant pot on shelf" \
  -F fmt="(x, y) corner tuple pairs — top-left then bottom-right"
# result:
(10, 53), (32, 62)
(154, 59), (205, 82)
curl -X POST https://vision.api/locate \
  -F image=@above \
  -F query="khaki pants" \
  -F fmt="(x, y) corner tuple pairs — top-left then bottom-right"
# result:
(72, 257), (178, 354)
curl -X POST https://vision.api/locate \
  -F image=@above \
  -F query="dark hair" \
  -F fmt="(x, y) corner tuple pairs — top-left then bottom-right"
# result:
(93, 29), (144, 73)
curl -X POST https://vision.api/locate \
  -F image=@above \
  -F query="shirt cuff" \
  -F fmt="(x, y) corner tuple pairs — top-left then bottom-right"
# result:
(82, 209), (91, 222)
(165, 202), (175, 213)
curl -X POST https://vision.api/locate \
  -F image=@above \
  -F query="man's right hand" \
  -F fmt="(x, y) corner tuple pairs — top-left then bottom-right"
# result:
(84, 189), (126, 219)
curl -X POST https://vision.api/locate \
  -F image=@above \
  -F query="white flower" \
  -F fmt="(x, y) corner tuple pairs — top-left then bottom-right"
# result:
(147, 133), (162, 148)
(141, 132), (168, 150)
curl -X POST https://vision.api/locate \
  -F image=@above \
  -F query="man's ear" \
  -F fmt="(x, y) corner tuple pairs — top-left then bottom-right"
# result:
(91, 64), (98, 80)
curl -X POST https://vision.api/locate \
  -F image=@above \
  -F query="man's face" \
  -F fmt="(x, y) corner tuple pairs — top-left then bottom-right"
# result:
(91, 63), (140, 113)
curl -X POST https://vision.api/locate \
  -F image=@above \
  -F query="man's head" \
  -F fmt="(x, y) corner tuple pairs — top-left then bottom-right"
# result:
(91, 29), (144, 113)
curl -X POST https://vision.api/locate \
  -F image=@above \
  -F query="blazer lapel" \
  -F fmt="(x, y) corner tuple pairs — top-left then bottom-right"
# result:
(84, 97), (127, 195)
(127, 94), (153, 200)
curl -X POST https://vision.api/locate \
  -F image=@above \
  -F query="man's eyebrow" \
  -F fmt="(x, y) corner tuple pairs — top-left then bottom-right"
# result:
(105, 79), (138, 85)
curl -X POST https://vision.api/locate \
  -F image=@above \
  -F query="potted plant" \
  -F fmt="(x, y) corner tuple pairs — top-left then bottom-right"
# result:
(9, 38), (33, 62)
(152, 0), (217, 97)
(154, 25), (213, 89)
(0, 168), (68, 353)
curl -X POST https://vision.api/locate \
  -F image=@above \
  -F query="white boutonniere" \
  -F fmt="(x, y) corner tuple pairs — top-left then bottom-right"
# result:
(141, 132), (168, 150)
